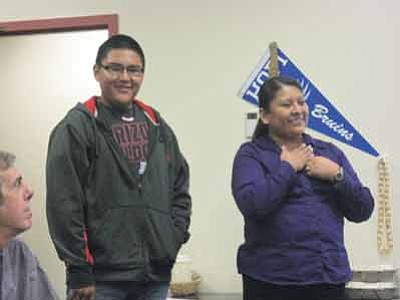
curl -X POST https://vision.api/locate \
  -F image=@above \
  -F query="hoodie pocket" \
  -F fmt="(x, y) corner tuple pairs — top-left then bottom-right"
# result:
(89, 207), (146, 269)
(145, 208), (181, 265)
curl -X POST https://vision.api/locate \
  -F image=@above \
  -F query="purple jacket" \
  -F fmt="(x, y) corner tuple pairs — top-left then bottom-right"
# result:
(231, 134), (374, 285)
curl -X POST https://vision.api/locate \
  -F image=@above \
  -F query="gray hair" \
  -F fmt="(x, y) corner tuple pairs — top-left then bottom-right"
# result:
(0, 150), (16, 204)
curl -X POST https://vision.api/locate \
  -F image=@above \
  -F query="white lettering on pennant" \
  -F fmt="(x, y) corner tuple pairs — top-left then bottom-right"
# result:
(245, 81), (260, 102)
(311, 104), (354, 141)
(278, 56), (288, 67)
(244, 55), (288, 103)
(245, 69), (268, 102)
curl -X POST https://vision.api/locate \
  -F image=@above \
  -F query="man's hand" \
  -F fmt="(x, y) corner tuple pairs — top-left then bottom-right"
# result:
(281, 144), (314, 172)
(68, 285), (95, 300)
(305, 156), (340, 181)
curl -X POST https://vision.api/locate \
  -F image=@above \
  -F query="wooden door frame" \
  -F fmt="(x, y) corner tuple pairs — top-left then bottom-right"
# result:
(0, 14), (118, 36)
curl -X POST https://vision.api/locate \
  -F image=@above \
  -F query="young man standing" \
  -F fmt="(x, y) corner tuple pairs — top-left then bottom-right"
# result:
(46, 34), (191, 300)
(0, 150), (58, 300)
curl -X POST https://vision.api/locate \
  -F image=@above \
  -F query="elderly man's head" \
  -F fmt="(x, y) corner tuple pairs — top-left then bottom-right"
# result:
(0, 150), (34, 238)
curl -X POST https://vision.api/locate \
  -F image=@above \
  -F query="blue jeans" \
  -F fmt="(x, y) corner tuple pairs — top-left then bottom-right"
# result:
(94, 281), (170, 300)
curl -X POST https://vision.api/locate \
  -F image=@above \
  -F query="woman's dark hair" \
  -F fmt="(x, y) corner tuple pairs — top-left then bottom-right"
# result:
(252, 76), (302, 140)
(95, 34), (145, 71)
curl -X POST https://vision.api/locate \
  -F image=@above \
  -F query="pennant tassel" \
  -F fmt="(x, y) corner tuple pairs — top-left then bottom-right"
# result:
(377, 157), (393, 254)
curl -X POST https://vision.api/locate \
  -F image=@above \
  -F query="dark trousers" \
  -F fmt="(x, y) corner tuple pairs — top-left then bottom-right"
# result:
(243, 275), (350, 300)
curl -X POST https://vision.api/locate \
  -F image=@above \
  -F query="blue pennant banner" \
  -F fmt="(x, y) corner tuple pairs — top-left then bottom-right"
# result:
(238, 48), (379, 157)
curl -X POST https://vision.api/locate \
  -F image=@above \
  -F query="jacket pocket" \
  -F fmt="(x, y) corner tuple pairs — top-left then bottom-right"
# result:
(145, 208), (181, 265)
(88, 207), (146, 269)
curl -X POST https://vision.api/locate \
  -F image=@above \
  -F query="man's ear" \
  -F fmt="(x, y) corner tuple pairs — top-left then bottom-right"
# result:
(93, 64), (100, 81)
(259, 108), (270, 125)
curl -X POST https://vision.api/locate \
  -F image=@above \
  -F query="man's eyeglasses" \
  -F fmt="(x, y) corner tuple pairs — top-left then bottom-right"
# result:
(99, 63), (144, 78)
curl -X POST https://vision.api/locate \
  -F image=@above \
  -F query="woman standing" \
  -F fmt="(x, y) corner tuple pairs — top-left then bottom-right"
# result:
(231, 76), (374, 300)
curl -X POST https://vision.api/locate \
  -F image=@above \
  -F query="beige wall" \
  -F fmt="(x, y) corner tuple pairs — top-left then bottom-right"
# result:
(1, 0), (399, 296)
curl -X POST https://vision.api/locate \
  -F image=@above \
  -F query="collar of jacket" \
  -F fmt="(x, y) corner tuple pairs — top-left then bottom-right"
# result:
(253, 133), (329, 153)
(82, 96), (159, 126)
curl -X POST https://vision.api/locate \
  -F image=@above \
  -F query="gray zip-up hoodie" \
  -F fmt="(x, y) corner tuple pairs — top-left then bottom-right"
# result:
(46, 97), (191, 289)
